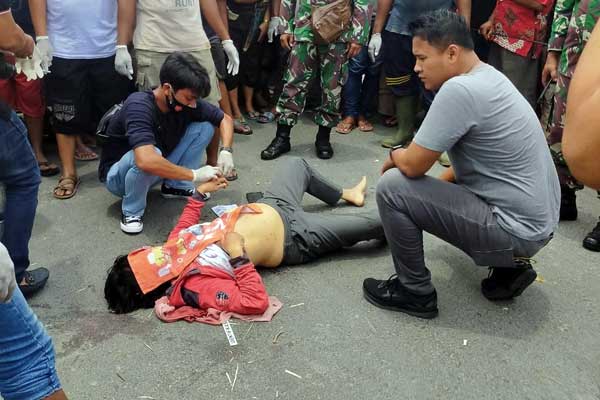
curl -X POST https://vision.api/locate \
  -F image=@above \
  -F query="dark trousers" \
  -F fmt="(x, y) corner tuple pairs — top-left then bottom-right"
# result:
(376, 169), (551, 295)
(259, 157), (384, 265)
(341, 45), (383, 118)
(0, 111), (41, 282)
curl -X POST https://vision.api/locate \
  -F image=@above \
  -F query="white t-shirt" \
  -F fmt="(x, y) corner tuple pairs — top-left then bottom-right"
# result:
(134, 0), (210, 53)
(47, 0), (117, 59)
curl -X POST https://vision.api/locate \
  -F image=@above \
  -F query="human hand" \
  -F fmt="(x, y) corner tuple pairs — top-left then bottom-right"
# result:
(115, 45), (134, 80)
(368, 33), (382, 62)
(541, 52), (559, 85)
(0, 243), (17, 303)
(479, 20), (494, 41)
(15, 46), (44, 81)
(258, 20), (269, 43)
(35, 36), (53, 73)
(380, 153), (397, 175)
(280, 34), (295, 50)
(192, 165), (222, 184)
(220, 232), (246, 258)
(268, 16), (285, 43)
(217, 149), (234, 177)
(222, 39), (240, 76)
(13, 34), (35, 58)
(196, 176), (228, 194)
(347, 42), (362, 59)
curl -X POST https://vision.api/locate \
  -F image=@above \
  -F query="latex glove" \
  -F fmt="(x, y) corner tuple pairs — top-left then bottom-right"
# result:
(115, 45), (133, 80)
(368, 33), (382, 62)
(35, 36), (53, 74)
(0, 243), (16, 303)
(15, 46), (45, 81)
(217, 149), (234, 177)
(222, 39), (240, 76)
(192, 165), (222, 184)
(268, 16), (285, 43)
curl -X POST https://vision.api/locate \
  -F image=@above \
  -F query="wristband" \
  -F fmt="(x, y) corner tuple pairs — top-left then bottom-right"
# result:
(220, 146), (233, 154)
(116, 44), (128, 49)
(36, 36), (48, 42)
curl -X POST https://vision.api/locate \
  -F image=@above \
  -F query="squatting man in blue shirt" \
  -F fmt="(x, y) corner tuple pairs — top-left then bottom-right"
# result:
(99, 52), (235, 234)
(363, 10), (560, 319)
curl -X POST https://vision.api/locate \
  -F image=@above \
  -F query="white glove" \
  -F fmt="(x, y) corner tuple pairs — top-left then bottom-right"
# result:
(0, 243), (17, 303)
(217, 149), (234, 177)
(221, 39), (240, 76)
(192, 165), (221, 184)
(368, 33), (382, 62)
(115, 45), (133, 80)
(268, 17), (285, 43)
(35, 36), (53, 74)
(15, 46), (45, 81)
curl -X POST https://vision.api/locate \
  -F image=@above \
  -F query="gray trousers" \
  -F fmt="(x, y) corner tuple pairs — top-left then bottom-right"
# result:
(376, 169), (551, 295)
(487, 43), (540, 108)
(259, 157), (385, 265)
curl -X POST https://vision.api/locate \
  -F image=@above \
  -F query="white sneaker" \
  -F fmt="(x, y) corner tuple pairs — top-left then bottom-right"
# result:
(120, 214), (143, 234)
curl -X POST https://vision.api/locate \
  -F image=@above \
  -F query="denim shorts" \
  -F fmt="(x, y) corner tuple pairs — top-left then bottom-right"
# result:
(0, 289), (62, 400)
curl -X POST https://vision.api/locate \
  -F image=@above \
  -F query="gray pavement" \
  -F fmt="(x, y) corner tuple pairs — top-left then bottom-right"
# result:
(17, 117), (600, 399)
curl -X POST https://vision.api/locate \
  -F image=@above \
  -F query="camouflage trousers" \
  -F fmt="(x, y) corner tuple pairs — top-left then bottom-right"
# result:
(548, 73), (583, 189)
(276, 42), (348, 128)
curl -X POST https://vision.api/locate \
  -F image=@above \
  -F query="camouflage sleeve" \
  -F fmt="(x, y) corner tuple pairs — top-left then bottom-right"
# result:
(281, 0), (296, 34)
(548, 0), (576, 51)
(350, 0), (373, 44)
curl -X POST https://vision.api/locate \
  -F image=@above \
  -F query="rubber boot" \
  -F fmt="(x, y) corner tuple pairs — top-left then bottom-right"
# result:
(381, 95), (418, 148)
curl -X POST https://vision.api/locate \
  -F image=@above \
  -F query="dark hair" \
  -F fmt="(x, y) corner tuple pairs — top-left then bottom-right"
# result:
(409, 9), (474, 51)
(159, 52), (211, 98)
(104, 255), (171, 314)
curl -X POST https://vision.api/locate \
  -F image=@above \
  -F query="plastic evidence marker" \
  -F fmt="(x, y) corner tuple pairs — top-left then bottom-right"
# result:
(223, 320), (238, 346)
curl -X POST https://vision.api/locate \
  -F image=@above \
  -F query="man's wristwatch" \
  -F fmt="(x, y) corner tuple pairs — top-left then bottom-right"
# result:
(389, 144), (404, 157)
(220, 146), (233, 154)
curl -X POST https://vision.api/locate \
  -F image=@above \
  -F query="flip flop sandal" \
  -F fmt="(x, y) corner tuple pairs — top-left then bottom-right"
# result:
(53, 175), (80, 200)
(247, 111), (261, 120)
(257, 111), (275, 124)
(335, 121), (355, 134)
(358, 120), (374, 132)
(38, 161), (60, 177)
(234, 118), (253, 135)
(382, 116), (398, 127)
(74, 149), (99, 161)
(226, 168), (238, 181)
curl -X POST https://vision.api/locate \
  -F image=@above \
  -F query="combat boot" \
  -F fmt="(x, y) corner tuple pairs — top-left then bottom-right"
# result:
(381, 95), (418, 148)
(261, 124), (291, 160)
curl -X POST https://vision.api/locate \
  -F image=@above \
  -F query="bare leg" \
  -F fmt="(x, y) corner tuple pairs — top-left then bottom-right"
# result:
(243, 85), (255, 114)
(45, 390), (68, 400)
(342, 176), (367, 207)
(206, 126), (219, 166)
(24, 115), (47, 163)
(228, 87), (243, 119)
(218, 80), (234, 116)
(54, 133), (77, 197)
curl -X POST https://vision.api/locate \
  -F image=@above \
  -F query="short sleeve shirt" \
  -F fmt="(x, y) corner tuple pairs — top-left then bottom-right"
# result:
(8, 0), (34, 36)
(414, 63), (560, 241)
(386, 0), (455, 35)
(0, 0), (10, 13)
(98, 91), (224, 181)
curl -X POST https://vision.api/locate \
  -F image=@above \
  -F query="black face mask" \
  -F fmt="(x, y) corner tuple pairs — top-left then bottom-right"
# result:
(166, 89), (190, 112)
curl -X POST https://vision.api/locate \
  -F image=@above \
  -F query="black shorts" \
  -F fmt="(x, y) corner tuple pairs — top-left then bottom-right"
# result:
(45, 56), (132, 135)
(382, 31), (421, 97)
(209, 36), (228, 81)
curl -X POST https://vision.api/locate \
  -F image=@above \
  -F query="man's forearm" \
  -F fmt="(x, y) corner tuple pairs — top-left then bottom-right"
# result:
(271, 0), (281, 16)
(0, 13), (28, 54)
(201, 0), (231, 40)
(136, 153), (194, 181)
(513, 0), (544, 12)
(455, 0), (471, 25)
(117, 0), (135, 45)
(217, 0), (229, 30)
(372, 0), (392, 33)
(28, 0), (47, 36)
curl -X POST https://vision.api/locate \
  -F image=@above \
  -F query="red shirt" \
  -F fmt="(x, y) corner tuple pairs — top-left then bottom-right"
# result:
(492, 0), (555, 58)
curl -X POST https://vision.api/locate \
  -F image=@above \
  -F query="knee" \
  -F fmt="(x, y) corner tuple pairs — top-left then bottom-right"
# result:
(376, 168), (412, 205)
(188, 122), (215, 138)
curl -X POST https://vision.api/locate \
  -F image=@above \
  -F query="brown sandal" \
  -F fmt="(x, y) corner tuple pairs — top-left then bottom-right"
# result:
(357, 118), (374, 132)
(335, 117), (356, 134)
(53, 176), (80, 199)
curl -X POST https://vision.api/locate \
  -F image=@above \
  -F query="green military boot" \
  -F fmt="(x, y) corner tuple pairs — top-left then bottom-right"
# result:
(381, 95), (418, 148)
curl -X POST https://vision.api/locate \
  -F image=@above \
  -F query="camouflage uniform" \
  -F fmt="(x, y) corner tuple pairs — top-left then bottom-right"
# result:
(276, 0), (373, 128)
(547, 0), (600, 188)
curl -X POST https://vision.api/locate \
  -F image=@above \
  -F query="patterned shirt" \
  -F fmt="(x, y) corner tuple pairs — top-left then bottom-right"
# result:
(492, 0), (555, 59)
(281, 0), (373, 44)
(548, 0), (600, 76)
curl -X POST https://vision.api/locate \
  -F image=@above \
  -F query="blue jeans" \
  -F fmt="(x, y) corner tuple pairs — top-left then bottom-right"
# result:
(105, 122), (215, 217)
(341, 46), (383, 118)
(0, 111), (41, 283)
(0, 289), (62, 400)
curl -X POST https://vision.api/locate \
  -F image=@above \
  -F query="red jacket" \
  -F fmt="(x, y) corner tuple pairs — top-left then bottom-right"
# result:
(164, 199), (270, 316)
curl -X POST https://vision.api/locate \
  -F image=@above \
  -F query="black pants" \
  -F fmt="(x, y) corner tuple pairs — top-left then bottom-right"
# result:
(259, 157), (384, 265)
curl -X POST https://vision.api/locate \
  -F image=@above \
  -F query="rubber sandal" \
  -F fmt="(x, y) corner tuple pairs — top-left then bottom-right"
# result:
(382, 116), (397, 128)
(38, 161), (60, 177)
(335, 120), (355, 134)
(247, 111), (260, 120)
(226, 168), (238, 181)
(53, 175), (80, 199)
(234, 118), (253, 135)
(74, 149), (98, 161)
(257, 111), (275, 123)
(358, 119), (374, 132)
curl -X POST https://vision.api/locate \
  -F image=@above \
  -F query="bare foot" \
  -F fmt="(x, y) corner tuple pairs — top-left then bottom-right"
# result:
(342, 176), (367, 207)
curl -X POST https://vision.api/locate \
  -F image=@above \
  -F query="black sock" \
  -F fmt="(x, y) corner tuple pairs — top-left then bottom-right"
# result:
(276, 124), (292, 138)
(316, 125), (331, 144)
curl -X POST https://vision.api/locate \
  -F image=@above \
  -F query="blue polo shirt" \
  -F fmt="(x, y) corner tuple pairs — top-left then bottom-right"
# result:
(385, 0), (455, 36)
